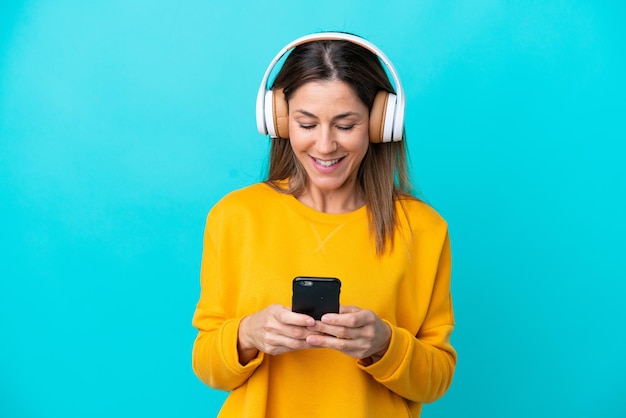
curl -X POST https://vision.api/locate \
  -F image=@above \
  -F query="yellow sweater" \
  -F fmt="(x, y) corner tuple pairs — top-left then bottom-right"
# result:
(192, 183), (456, 417)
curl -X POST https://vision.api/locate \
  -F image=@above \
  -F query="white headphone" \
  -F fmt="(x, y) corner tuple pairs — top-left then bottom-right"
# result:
(256, 32), (405, 143)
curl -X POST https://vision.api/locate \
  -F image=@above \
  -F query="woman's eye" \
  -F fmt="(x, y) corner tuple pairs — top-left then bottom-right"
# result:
(299, 124), (316, 130)
(337, 125), (355, 131)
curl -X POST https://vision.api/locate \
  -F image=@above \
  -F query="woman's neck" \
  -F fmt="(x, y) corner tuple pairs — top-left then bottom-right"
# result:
(295, 186), (365, 214)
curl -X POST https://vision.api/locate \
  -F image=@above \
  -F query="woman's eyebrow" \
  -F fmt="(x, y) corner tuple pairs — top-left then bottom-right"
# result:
(293, 109), (362, 120)
(333, 111), (361, 120)
(293, 109), (317, 118)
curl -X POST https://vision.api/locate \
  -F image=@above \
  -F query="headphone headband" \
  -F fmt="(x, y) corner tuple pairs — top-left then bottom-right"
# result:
(256, 32), (405, 142)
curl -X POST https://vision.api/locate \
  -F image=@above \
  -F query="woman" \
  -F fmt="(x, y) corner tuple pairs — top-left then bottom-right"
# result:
(192, 32), (456, 418)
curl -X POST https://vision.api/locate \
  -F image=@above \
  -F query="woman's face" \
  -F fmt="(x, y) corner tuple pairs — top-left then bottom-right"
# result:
(287, 80), (369, 207)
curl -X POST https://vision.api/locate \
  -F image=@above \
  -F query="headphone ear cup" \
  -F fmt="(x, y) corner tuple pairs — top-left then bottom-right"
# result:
(370, 91), (399, 143)
(272, 89), (289, 139)
(263, 89), (277, 138)
(370, 91), (392, 143)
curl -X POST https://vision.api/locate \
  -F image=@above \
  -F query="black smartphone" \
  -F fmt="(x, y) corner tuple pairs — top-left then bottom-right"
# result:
(292, 276), (341, 320)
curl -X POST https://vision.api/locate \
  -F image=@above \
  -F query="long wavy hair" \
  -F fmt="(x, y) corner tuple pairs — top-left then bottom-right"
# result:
(265, 38), (415, 255)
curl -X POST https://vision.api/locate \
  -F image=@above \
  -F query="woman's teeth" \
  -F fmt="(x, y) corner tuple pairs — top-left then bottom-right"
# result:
(315, 158), (340, 167)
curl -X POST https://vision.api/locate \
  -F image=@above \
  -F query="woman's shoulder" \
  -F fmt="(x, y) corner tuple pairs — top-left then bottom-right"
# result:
(221, 182), (275, 203)
(209, 183), (279, 215)
(213, 182), (277, 206)
(396, 195), (448, 232)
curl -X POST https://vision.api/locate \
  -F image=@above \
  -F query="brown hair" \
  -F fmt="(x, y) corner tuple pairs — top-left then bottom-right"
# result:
(265, 38), (415, 255)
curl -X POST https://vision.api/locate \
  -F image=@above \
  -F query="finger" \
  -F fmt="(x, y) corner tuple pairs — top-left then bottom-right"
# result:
(320, 311), (366, 328)
(279, 309), (316, 327)
(306, 333), (344, 348)
(263, 313), (318, 340)
(307, 331), (382, 360)
(339, 305), (360, 314)
(257, 323), (319, 353)
(306, 321), (353, 339)
(306, 333), (364, 355)
(250, 307), (315, 341)
(261, 335), (313, 355)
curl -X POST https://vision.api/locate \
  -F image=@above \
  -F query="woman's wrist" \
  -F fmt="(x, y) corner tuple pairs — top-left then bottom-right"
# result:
(368, 339), (390, 364)
(237, 316), (259, 365)
(362, 323), (391, 365)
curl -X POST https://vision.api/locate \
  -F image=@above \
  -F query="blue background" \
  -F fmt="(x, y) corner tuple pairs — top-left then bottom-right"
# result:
(1, 1), (624, 417)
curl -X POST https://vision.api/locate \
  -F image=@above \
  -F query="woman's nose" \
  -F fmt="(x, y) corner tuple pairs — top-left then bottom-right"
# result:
(316, 127), (337, 154)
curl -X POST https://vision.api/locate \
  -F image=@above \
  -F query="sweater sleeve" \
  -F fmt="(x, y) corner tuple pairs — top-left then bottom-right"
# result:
(191, 213), (265, 391)
(357, 231), (456, 403)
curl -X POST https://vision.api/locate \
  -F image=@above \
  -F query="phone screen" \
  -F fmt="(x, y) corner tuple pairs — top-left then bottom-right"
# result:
(292, 276), (341, 320)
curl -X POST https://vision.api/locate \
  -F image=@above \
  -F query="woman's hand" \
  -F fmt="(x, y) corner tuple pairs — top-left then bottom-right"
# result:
(237, 304), (318, 364)
(305, 306), (391, 363)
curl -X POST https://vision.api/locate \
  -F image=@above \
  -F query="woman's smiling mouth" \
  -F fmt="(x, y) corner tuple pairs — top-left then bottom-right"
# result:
(313, 157), (343, 167)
